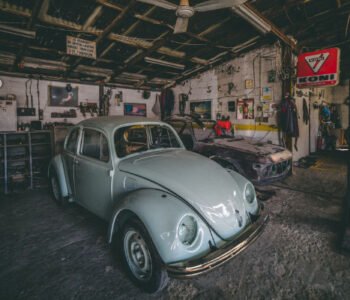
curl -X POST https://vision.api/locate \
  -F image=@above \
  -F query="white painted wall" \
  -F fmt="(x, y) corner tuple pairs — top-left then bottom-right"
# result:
(0, 75), (159, 127)
(331, 80), (349, 128)
(0, 75), (99, 125)
(173, 44), (282, 145)
(106, 87), (160, 119)
(292, 89), (311, 161)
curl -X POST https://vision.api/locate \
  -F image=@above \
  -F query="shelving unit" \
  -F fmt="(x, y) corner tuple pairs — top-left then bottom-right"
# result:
(0, 131), (53, 194)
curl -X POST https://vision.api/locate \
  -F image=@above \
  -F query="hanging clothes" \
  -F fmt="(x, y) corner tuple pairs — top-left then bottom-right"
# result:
(152, 94), (161, 117)
(302, 98), (309, 125)
(330, 104), (342, 129)
(160, 88), (175, 120)
(279, 95), (299, 151)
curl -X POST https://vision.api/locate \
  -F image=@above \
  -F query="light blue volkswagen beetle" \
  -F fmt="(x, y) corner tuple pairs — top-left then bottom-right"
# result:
(48, 116), (268, 293)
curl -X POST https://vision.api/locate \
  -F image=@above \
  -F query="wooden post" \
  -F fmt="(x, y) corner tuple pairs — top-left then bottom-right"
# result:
(340, 79), (350, 250)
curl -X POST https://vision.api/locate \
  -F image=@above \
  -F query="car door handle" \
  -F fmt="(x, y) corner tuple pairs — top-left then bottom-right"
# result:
(74, 159), (79, 165)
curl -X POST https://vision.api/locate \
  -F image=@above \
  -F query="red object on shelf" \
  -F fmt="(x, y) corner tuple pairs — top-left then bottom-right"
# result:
(215, 120), (232, 136)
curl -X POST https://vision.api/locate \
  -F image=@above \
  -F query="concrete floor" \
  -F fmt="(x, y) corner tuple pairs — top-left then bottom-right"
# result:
(0, 152), (348, 299)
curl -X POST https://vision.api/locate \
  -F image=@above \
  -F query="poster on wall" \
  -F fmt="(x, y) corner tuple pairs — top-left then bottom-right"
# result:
(262, 87), (273, 101)
(190, 100), (212, 119)
(296, 47), (340, 88)
(124, 103), (147, 117)
(237, 99), (254, 120)
(49, 86), (78, 107)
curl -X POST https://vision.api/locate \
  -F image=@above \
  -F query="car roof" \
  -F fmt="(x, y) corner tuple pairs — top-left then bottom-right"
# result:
(77, 116), (162, 133)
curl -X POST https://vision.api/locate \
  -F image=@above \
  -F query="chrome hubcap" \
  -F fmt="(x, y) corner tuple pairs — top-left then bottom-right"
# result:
(124, 229), (152, 281)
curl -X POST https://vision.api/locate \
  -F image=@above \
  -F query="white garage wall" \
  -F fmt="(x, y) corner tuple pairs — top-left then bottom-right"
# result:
(0, 75), (99, 124)
(106, 87), (160, 119)
(331, 80), (349, 128)
(0, 75), (159, 126)
(173, 44), (282, 145)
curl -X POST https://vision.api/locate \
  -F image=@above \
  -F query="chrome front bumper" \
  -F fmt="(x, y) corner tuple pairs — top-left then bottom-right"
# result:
(166, 212), (269, 278)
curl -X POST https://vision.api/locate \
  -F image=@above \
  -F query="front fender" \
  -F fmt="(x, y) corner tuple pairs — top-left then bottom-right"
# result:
(108, 188), (216, 264)
(48, 155), (69, 198)
(227, 169), (259, 216)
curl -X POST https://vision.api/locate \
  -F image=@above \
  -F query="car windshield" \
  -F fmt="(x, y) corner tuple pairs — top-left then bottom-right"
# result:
(115, 124), (181, 158)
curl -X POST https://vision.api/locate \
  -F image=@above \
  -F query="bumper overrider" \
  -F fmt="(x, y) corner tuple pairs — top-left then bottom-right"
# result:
(166, 209), (269, 278)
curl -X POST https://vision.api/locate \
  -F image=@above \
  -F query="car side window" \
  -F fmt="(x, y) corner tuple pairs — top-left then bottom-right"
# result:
(66, 128), (80, 153)
(81, 129), (110, 162)
(150, 125), (181, 149)
(115, 125), (148, 158)
(168, 121), (193, 150)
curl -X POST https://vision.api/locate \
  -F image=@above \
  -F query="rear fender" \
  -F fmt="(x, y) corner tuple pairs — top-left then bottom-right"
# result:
(48, 155), (69, 198)
(108, 188), (214, 264)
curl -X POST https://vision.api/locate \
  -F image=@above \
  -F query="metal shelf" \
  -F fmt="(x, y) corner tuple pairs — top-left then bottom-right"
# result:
(0, 131), (53, 193)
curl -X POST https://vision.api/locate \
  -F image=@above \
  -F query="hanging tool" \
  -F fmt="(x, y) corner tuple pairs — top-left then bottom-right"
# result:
(29, 79), (33, 108)
(37, 79), (41, 120)
(25, 79), (29, 108)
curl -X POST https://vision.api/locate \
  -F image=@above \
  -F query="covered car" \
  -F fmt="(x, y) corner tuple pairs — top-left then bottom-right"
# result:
(48, 116), (268, 293)
(165, 115), (292, 185)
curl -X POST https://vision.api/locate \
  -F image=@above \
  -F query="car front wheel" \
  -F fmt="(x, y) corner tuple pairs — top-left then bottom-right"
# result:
(119, 218), (168, 293)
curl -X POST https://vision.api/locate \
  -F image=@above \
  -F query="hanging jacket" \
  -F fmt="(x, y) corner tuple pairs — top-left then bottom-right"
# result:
(160, 88), (175, 120)
(302, 98), (310, 125)
(279, 97), (299, 138)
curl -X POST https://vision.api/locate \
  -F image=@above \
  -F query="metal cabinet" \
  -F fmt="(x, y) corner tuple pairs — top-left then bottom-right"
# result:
(0, 131), (52, 194)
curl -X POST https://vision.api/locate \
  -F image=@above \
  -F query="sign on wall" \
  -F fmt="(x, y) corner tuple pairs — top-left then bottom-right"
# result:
(296, 48), (340, 88)
(190, 100), (212, 120)
(262, 87), (273, 101)
(124, 103), (147, 117)
(237, 99), (254, 120)
(49, 86), (78, 107)
(66, 36), (96, 59)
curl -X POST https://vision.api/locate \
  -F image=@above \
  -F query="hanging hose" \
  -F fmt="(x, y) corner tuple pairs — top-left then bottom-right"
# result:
(37, 79), (40, 120)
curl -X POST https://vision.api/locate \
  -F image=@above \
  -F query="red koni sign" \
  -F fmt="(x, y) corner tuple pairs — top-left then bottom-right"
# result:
(296, 48), (340, 88)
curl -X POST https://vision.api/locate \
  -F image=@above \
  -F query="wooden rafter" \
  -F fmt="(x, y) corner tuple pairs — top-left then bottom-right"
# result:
(11, 0), (43, 71)
(94, 6), (157, 65)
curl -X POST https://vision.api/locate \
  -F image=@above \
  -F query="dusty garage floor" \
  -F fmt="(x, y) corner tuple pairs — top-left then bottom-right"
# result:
(0, 152), (348, 300)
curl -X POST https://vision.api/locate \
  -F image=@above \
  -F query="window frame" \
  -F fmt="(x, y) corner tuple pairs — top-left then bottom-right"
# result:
(114, 123), (184, 159)
(79, 127), (110, 163)
(64, 127), (81, 154)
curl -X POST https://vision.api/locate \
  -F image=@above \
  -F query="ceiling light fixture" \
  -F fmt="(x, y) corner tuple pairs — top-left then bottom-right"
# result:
(0, 24), (36, 39)
(232, 5), (271, 34)
(144, 57), (185, 70)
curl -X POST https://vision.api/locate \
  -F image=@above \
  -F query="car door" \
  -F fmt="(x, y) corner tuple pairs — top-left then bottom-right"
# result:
(74, 128), (113, 219)
(62, 127), (81, 196)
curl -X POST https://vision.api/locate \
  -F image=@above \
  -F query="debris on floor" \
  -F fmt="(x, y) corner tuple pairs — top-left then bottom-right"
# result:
(293, 155), (318, 168)
(0, 154), (347, 299)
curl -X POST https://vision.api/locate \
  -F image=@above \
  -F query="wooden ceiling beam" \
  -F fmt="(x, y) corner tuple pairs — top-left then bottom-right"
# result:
(94, 6), (157, 64)
(95, 0), (137, 44)
(11, 0), (43, 71)
(83, 6), (104, 30)
(111, 30), (173, 79)
(0, 1), (208, 66)
(66, 0), (137, 76)
(96, 0), (229, 47)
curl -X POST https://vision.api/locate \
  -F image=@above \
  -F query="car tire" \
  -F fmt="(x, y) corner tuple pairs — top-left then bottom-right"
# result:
(118, 218), (169, 293)
(49, 170), (66, 206)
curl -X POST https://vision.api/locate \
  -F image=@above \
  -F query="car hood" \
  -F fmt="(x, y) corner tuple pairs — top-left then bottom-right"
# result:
(212, 138), (292, 162)
(119, 149), (250, 240)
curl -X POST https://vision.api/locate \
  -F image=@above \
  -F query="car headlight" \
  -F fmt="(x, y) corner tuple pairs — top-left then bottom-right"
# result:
(244, 183), (256, 204)
(178, 215), (198, 246)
